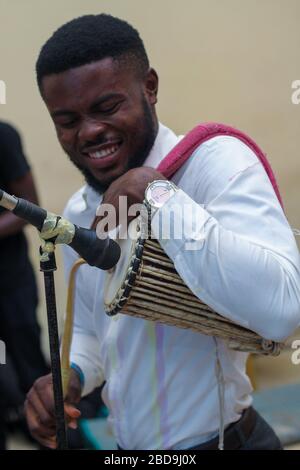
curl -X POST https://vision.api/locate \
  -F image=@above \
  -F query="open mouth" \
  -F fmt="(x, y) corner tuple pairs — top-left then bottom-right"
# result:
(83, 141), (123, 169)
(88, 143), (121, 160)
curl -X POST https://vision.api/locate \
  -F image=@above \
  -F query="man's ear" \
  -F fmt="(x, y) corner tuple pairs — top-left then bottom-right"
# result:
(144, 68), (159, 105)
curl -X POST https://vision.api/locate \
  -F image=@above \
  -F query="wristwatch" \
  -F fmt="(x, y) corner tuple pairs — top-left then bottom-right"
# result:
(144, 180), (178, 217)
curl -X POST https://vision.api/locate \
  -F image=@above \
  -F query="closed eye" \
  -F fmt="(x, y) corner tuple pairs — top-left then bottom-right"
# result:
(95, 102), (122, 115)
(55, 118), (78, 129)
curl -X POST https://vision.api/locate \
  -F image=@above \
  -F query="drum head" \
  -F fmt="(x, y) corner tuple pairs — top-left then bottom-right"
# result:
(104, 217), (142, 313)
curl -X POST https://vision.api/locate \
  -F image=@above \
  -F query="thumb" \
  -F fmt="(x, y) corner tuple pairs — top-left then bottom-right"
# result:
(64, 403), (81, 420)
(64, 404), (81, 431)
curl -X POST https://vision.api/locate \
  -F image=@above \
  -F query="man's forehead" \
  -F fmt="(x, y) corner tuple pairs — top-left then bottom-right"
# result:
(42, 57), (135, 103)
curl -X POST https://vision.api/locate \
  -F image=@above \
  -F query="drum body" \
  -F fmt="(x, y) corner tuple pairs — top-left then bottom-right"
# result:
(104, 218), (282, 355)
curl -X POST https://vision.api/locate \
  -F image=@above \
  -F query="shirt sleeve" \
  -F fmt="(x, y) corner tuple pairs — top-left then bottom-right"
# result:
(0, 123), (30, 183)
(151, 136), (300, 342)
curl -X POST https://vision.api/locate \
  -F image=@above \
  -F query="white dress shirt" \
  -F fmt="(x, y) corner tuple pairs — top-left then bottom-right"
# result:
(62, 123), (300, 450)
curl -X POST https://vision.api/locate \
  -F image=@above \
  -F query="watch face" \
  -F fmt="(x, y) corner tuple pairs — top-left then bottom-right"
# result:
(146, 181), (177, 208)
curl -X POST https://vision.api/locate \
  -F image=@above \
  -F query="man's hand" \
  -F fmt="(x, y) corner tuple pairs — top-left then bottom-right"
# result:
(25, 370), (82, 449)
(94, 167), (166, 231)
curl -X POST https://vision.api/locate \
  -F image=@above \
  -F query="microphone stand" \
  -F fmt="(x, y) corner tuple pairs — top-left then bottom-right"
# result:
(0, 188), (121, 450)
(40, 245), (68, 450)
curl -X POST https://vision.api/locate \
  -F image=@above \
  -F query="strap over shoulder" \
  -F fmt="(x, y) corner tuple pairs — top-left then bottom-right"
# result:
(157, 122), (283, 208)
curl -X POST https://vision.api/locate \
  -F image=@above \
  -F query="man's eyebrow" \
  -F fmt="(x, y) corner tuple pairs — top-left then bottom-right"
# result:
(51, 109), (76, 119)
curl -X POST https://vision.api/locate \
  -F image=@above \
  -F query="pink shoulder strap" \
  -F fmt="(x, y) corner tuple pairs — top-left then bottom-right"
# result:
(157, 122), (283, 208)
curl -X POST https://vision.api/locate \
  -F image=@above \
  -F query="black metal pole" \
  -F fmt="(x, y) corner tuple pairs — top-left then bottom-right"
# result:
(40, 249), (68, 450)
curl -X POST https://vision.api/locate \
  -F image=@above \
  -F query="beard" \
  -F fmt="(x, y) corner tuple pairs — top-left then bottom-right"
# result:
(65, 96), (158, 195)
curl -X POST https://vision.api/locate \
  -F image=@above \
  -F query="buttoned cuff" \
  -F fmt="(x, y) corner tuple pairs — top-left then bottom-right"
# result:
(70, 362), (85, 388)
(70, 352), (105, 397)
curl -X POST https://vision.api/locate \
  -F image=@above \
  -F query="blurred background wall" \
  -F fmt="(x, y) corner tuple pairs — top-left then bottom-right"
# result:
(0, 0), (299, 372)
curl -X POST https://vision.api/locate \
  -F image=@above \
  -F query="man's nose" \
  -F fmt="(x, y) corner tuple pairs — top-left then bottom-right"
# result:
(78, 118), (107, 144)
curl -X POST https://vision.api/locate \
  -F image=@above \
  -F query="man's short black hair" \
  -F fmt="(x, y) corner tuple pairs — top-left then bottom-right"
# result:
(36, 14), (150, 92)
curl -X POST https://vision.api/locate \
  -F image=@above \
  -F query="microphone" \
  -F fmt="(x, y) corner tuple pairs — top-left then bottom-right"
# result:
(0, 188), (121, 270)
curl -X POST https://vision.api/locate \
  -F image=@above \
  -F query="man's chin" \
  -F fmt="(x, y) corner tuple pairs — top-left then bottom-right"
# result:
(82, 169), (110, 194)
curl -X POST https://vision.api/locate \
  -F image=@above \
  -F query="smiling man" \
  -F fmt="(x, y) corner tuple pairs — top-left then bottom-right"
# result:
(25, 14), (300, 450)
(42, 58), (159, 193)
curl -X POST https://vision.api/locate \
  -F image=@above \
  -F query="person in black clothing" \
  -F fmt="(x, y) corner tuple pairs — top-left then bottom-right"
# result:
(0, 122), (48, 449)
(0, 122), (106, 450)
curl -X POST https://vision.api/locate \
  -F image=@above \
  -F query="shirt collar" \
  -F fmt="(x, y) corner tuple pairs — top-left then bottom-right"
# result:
(143, 122), (182, 168)
(82, 122), (182, 210)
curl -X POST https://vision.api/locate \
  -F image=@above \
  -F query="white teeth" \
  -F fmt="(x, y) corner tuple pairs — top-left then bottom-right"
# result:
(89, 145), (119, 159)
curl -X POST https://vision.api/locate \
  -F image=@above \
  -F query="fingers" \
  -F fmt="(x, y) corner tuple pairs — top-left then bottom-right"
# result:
(26, 386), (55, 428)
(25, 373), (83, 450)
(33, 376), (56, 418)
(25, 399), (81, 447)
(25, 377), (56, 446)
(25, 399), (57, 449)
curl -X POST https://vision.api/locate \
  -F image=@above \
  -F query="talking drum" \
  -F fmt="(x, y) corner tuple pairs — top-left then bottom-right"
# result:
(104, 217), (282, 355)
